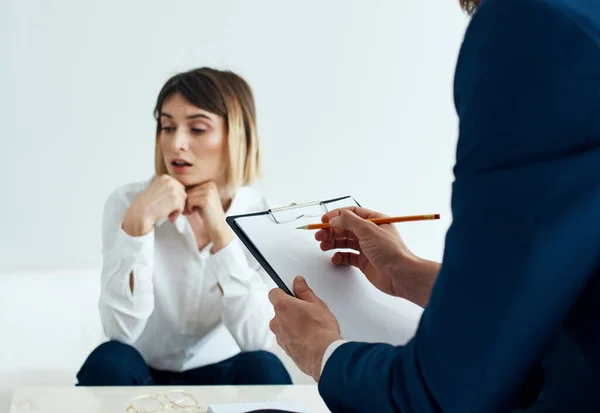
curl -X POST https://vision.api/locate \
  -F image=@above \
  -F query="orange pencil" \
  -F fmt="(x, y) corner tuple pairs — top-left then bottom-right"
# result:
(296, 213), (441, 230)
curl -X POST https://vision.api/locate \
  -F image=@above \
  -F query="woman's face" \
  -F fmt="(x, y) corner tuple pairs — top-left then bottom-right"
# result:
(159, 93), (227, 187)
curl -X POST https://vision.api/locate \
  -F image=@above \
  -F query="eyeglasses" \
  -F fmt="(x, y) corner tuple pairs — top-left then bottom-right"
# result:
(125, 390), (199, 413)
(268, 201), (329, 224)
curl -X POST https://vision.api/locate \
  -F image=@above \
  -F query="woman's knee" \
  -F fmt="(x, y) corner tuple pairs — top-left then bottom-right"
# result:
(77, 341), (151, 386)
(84, 341), (145, 368)
(232, 350), (292, 384)
(235, 350), (279, 365)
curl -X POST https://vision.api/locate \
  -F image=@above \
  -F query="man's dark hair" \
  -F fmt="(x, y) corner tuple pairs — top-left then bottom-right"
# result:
(460, 0), (481, 14)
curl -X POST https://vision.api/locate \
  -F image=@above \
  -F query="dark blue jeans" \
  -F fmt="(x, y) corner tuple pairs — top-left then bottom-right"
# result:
(77, 341), (292, 386)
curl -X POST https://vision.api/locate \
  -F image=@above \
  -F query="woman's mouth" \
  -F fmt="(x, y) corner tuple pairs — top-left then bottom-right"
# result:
(171, 159), (193, 172)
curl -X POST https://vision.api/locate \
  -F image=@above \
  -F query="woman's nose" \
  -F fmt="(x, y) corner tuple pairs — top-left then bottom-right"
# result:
(172, 130), (189, 151)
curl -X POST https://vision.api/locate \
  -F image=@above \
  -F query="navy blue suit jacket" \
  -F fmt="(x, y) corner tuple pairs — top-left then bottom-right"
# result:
(319, 0), (600, 411)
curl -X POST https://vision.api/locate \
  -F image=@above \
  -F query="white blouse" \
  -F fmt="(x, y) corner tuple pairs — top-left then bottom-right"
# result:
(98, 180), (276, 372)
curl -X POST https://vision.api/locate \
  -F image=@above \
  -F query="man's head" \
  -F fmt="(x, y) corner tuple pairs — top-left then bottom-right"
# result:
(460, 0), (481, 14)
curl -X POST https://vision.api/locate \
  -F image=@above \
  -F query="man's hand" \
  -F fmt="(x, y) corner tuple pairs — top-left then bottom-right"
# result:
(317, 207), (440, 307)
(269, 276), (342, 381)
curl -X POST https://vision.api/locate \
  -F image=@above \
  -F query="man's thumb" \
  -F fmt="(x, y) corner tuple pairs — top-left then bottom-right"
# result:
(293, 276), (319, 303)
(330, 210), (373, 237)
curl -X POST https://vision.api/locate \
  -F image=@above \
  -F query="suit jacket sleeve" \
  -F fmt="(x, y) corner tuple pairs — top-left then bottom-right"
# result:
(318, 1), (600, 412)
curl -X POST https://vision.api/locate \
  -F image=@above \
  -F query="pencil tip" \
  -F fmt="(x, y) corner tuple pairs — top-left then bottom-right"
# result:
(296, 225), (307, 230)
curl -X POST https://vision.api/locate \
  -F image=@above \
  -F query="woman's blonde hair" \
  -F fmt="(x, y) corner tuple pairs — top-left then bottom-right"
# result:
(153, 67), (262, 191)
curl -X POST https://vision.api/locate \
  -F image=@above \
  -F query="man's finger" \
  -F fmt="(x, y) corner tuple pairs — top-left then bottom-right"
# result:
(332, 252), (361, 268)
(314, 228), (356, 242)
(320, 238), (361, 252)
(321, 207), (388, 223)
(269, 287), (288, 306)
(293, 276), (320, 303)
(329, 210), (379, 239)
(269, 318), (278, 334)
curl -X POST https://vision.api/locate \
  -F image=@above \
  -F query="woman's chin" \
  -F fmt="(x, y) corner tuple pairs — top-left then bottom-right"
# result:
(173, 175), (209, 188)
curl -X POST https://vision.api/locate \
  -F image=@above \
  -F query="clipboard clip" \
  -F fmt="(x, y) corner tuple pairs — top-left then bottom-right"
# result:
(267, 201), (330, 224)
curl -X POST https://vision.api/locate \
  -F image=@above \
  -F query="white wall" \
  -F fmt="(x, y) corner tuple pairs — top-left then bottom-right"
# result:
(0, 0), (468, 271)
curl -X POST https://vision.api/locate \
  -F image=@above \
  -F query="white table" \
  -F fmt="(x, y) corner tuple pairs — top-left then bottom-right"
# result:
(9, 385), (330, 413)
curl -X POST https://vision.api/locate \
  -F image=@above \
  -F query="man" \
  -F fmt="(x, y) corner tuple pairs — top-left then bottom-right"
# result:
(268, 0), (600, 411)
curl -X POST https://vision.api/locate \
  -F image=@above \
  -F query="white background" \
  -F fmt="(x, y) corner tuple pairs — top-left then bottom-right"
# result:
(0, 0), (468, 271)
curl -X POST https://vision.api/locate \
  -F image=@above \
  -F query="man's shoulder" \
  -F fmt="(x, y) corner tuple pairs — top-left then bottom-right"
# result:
(458, 0), (600, 91)
(454, 0), (600, 174)
(475, 0), (600, 34)
(541, 0), (600, 25)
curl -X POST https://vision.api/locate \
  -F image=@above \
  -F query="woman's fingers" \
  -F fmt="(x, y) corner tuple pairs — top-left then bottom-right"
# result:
(168, 210), (181, 222)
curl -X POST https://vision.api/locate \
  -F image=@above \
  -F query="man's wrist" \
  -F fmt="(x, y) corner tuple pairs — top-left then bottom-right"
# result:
(315, 339), (348, 381)
(311, 335), (343, 381)
(394, 255), (441, 307)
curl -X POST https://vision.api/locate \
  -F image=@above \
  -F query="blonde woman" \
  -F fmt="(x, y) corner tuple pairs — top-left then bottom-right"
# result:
(77, 68), (291, 386)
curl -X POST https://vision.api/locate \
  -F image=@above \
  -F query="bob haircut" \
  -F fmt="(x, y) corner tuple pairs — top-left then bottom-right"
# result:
(153, 67), (262, 191)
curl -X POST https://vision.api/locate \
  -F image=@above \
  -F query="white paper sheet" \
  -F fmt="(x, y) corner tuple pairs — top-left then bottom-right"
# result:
(235, 197), (423, 345)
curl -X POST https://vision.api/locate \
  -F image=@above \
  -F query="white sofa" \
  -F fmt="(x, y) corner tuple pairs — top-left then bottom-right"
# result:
(0, 270), (313, 413)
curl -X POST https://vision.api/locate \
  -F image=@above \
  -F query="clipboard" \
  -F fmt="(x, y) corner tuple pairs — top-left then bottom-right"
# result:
(226, 196), (424, 345)
(227, 196), (356, 296)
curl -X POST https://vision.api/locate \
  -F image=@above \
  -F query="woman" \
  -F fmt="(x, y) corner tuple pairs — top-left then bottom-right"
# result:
(77, 68), (292, 386)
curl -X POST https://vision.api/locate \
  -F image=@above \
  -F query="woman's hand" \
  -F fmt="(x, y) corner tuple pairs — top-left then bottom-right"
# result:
(122, 175), (187, 237)
(184, 181), (233, 252)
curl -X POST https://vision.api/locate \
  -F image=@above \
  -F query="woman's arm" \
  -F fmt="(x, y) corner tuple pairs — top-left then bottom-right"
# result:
(184, 184), (276, 350)
(98, 188), (157, 344)
(207, 241), (276, 351)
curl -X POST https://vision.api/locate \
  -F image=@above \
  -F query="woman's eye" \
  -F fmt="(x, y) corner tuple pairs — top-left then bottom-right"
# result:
(161, 126), (175, 132)
(191, 128), (206, 134)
